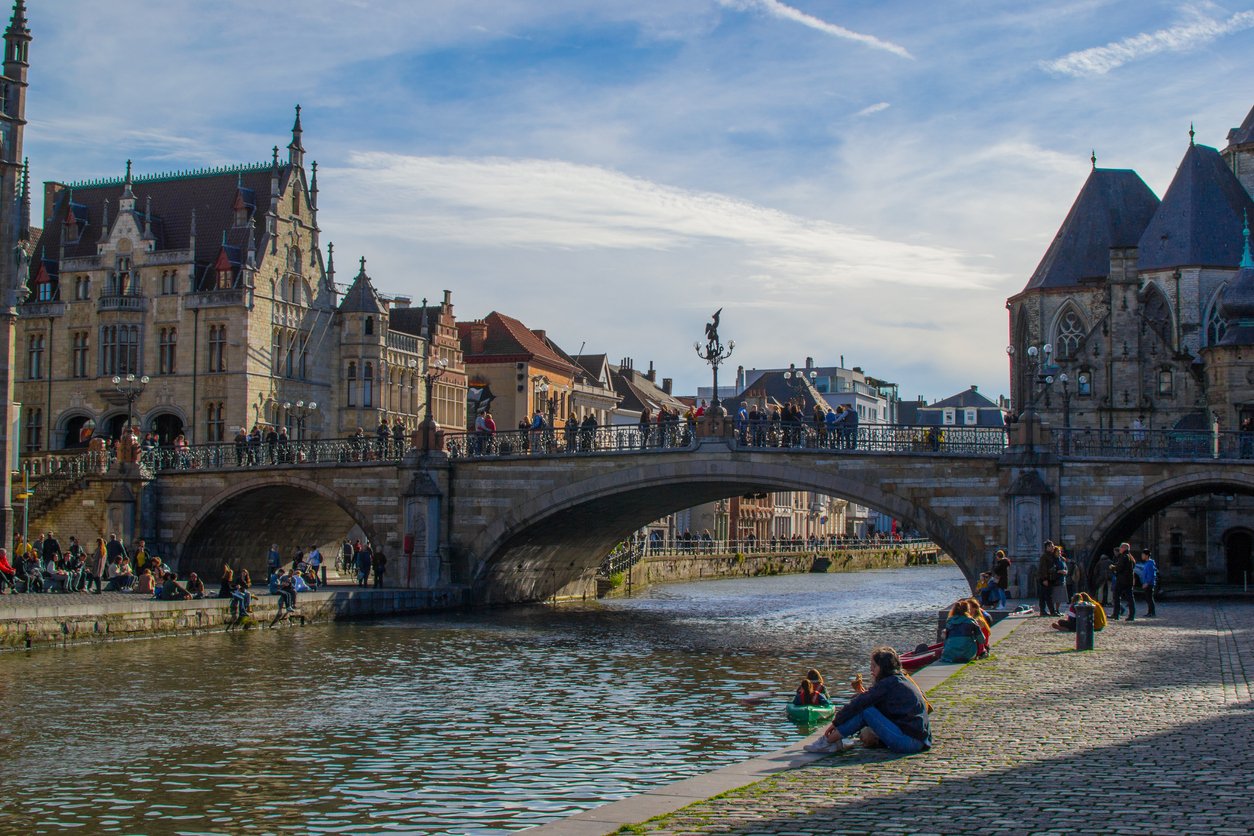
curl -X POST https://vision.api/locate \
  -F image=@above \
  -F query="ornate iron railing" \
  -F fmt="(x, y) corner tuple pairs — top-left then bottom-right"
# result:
(140, 435), (410, 472)
(444, 424), (699, 459)
(730, 423), (1008, 456)
(1053, 428), (1251, 460)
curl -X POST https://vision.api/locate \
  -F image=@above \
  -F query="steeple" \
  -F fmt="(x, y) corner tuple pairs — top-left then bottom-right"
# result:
(4, 1), (31, 76)
(326, 241), (335, 284)
(287, 104), (304, 167)
(1218, 212), (1254, 345)
(1189, 122), (1195, 146)
(118, 159), (136, 214)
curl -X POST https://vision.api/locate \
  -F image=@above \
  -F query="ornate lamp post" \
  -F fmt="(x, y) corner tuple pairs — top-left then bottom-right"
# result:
(112, 373), (149, 434)
(694, 308), (734, 417)
(782, 363), (817, 396)
(285, 400), (317, 441)
(420, 356), (449, 452)
(1006, 343), (1061, 417)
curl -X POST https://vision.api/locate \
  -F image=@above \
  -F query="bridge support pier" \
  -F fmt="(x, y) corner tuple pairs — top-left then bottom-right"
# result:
(404, 461), (451, 590)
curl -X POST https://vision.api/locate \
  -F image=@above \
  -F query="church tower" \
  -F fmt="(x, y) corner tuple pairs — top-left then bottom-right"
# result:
(0, 0), (31, 551)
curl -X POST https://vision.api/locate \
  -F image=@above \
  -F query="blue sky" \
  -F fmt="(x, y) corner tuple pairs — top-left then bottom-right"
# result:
(20, 0), (1254, 401)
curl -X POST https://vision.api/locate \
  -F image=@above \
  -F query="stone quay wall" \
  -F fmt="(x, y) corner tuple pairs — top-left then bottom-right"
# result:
(591, 545), (947, 599)
(0, 588), (465, 651)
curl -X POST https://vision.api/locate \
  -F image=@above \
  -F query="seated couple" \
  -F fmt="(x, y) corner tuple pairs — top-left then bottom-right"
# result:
(1051, 592), (1107, 632)
(804, 647), (931, 755)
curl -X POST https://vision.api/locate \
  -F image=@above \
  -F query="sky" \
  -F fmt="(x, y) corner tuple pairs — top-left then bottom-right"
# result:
(18, 0), (1254, 402)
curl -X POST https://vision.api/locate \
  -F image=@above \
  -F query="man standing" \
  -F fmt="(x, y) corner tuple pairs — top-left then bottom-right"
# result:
(1110, 542), (1137, 622)
(307, 543), (325, 587)
(105, 533), (129, 572)
(1037, 541), (1060, 617)
(1137, 548), (1158, 618)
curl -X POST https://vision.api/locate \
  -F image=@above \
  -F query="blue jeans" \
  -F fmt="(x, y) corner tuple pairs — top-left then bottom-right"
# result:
(835, 706), (927, 754)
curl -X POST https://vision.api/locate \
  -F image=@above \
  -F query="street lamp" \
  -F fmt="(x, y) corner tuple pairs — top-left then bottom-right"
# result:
(421, 356), (449, 452)
(285, 400), (318, 441)
(1006, 343), (1060, 416)
(694, 309), (734, 417)
(112, 373), (149, 435)
(782, 363), (817, 396)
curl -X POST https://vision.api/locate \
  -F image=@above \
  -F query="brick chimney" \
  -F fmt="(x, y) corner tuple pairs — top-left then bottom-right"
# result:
(531, 329), (546, 342)
(45, 181), (65, 226)
(647, 360), (656, 383)
(467, 320), (488, 355)
(662, 377), (673, 395)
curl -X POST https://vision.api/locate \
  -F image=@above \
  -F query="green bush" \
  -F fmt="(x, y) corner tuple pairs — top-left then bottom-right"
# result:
(608, 571), (625, 589)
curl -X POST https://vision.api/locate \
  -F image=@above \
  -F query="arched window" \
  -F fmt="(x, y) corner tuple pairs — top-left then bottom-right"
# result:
(364, 362), (374, 408)
(1205, 285), (1228, 346)
(27, 333), (43, 379)
(159, 328), (177, 374)
(207, 401), (225, 442)
(347, 362), (357, 407)
(365, 316), (374, 336)
(208, 324), (226, 373)
(1141, 283), (1173, 346)
(1054, 306), (1086, 359)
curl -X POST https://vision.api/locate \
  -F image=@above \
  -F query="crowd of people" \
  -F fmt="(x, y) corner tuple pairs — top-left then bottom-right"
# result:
(0, 531), (392, 610)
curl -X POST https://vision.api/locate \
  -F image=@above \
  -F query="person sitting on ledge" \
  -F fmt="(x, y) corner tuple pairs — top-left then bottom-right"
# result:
(186, 573), (205, 599)
(0, 549), (17, 594)
(104, 556), (134, 591)
(939, 600), (981, 663)
(793, 678), (832, 707)
(1052, 592), (1107, 632)
(133, 567), (156, 596)
(804, 647), (931, 755)
(160, 572), (192, 601)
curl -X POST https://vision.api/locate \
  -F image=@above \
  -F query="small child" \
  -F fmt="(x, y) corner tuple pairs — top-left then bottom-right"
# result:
(793, 678), (831, 707)
(805, 668), (827, 697)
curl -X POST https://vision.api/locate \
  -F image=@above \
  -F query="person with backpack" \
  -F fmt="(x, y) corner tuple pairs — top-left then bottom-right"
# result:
(1137, 548), (1158, 617)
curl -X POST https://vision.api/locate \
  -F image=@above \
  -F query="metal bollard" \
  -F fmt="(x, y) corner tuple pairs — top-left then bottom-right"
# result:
(1074, 601), (1095, 651)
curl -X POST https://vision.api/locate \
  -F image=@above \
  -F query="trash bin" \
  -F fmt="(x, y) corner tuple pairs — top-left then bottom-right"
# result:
(1074, 601), (1095, 651)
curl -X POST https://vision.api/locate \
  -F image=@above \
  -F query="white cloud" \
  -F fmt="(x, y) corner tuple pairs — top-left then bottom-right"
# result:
(1041, 6), (1254, 77)
(854, 102), (891, 117)
(324, 152), (997, 292)
(717, 0), (913, 58)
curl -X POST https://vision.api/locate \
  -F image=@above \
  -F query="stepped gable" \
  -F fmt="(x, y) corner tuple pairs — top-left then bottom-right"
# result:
(33, 162), (280, 282)
(1226, 104), (1254, 150)
(1138, 143), (1254, 272)
(1023, 168), (1159, 291)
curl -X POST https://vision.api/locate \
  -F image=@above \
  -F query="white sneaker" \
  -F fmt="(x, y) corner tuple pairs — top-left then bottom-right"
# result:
(803, 738), (830, 753)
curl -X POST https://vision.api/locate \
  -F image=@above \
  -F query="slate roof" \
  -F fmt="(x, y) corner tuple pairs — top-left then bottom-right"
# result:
(389, 305), (438, 337)
(928, 385), (1000, 410)
(729, 369), (828, 413)
(458, 311), (578, 373)
(32, 162), (307, 293)
(1137, 143), (1254, 272)
(338, 261), (384, 314)
(1023, 169), (1159, 291)
(608, 365), (688, 414)
(1226, 104), (1254, 150)
(913, 386), (1006, 427)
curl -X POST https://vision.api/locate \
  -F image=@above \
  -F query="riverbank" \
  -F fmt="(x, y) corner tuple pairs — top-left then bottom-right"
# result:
(531, 599), (1254, 834)
(595, 544), (948, 599)
(0, 586), (462, 650)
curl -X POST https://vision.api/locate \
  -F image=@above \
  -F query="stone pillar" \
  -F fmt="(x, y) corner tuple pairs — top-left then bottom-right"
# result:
(403, 469), (445, 589)
(105, 481), (138, 546)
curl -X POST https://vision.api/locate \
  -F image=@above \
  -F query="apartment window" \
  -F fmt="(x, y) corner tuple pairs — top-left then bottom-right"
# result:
(208, 324), (226, 373)
(158, 328), (177, 374)
(206, 401), (225, 442)
(35, 272), (55, 301)
(964, 408), (978, 425)
(346, 362), (357, 407)
(75, 276), (91, 300)
(71, 331), (89, 378)
(1078, 371), (1092, 397)
(942, 408), (956, 425)
(1158, 369), (1173, 397)
(363, 362), (374, 408)
(161, 271), (178, 295)
(24, 407), (41, 451)
(27, 333), (43, 379)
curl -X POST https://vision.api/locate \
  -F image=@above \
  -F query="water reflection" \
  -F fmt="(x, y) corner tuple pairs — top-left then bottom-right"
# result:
(0, 565), (966, 834)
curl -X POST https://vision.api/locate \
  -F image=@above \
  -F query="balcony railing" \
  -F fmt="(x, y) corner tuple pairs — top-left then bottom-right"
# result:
(185, 288), (249, 308)
(97, 294), (148, 312)
(386, 331), (419, 353)
(19, 300), (67, 317)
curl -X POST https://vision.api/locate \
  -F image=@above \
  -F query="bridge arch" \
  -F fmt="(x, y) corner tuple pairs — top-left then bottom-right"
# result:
(1077, 469), (1254, 583)
(462, 453), (991, 603)
(172, 473), (381, 580)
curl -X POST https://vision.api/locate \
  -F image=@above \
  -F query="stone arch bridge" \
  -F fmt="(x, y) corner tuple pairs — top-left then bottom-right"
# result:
(31, 421), (1254, 603)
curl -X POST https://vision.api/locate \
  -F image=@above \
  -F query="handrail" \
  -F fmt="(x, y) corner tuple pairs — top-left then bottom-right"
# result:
(627, 536), (937, 557)
(1053, 427), (1252, 461)
(730, 422), (1007, 456)
(140, 435), (410, 472)
(445, 424), (699, 459)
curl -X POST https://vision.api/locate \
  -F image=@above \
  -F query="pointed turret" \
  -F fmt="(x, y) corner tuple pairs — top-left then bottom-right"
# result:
(18, 155), (29, 240)
(339, 255), (384, 314)
(310, 160), (318, 209)
(118, 159), (136, 215)
(288, 104), (304, 167)
(1137, 142), (1254, 272)
(4, 1), (31, 77)
(1219, 213), (1254, 346)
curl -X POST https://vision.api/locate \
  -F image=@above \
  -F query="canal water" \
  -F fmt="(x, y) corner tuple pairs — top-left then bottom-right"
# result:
(0, 565), (967, 834)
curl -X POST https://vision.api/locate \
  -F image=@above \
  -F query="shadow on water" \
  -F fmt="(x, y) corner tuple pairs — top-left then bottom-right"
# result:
(0, 565), (967, 834)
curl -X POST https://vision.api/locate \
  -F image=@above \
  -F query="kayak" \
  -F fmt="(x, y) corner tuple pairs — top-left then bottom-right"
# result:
(786, 702), (835, 724)
(900, 641), (943, 672)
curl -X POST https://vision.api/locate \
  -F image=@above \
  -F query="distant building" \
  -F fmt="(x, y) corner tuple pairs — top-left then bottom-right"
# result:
(897, 385), (1007, 428)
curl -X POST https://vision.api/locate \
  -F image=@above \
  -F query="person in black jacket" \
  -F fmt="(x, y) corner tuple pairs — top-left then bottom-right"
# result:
(1110, 542), (1137, 621)
(804, 647), (932, 755)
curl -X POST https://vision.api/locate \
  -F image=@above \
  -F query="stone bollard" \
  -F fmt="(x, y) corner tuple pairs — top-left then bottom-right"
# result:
(1074, 601), (1095, 651)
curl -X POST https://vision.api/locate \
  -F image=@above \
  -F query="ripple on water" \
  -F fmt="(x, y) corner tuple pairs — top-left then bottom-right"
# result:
(0, 565), (966, 833)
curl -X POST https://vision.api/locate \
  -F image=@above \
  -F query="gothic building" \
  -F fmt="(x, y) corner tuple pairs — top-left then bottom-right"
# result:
(1007, 104), (1254, 584)
(14, 101), (465, 451)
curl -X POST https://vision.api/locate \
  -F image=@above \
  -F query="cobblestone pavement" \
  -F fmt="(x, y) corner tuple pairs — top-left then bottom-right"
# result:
(630, 602), (1254, 835)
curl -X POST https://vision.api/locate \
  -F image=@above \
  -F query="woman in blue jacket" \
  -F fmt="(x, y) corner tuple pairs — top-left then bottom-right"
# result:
(804, 647), (931, 755)
(940, 600), (981, 663)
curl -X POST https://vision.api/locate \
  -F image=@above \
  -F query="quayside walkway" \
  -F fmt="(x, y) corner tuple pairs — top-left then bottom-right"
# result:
(542, 601), (1254, 835)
